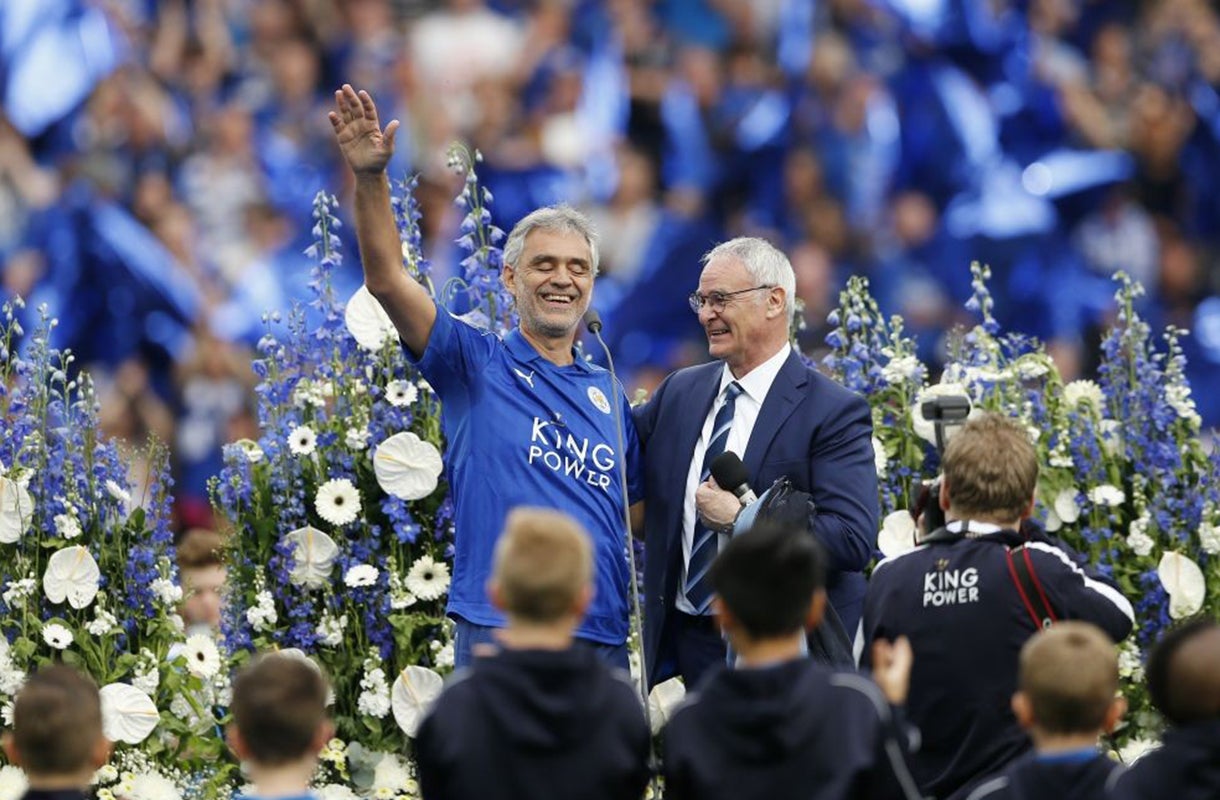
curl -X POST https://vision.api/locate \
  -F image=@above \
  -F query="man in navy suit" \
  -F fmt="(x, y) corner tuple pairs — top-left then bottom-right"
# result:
(633, 237), (879, 689)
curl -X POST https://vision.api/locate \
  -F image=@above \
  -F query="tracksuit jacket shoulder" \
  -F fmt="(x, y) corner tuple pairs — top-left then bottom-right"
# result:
(1111, 720), (1220, 800)
(959, 750), (1123, 800)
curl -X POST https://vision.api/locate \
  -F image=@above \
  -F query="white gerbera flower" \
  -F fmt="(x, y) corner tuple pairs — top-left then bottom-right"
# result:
(1063, 379), (1104, 411)
(288, 425), (317, 456)
(54, 513), (81, 540)
(344, 564), (379, 588)
(125, 772), (182, 800)
(316, 785), (359, 800)
(315, 479), (361, 526)
(41, 623), (73, 650)
(104, 480), (131, 507)
(405, 555), (450, 601)
(0, 765), (27, 800)
(183, 634), (221, 678)
(385, 380), (418, 407)
(1088, 485), (1125, 507)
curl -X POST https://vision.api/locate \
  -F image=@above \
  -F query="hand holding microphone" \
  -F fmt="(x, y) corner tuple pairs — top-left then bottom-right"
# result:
(696, 452), (757, 532)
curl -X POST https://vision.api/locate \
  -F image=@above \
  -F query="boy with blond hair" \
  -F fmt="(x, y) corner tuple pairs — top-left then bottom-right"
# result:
(963, 622), (1126, 799)
(415, 507), (649, 800)
(228, 653), (333, 800)
(2, 665), (110, 800)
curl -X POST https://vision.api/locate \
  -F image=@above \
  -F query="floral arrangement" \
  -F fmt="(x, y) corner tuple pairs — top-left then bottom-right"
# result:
(0, 300), (233, 799)
(214, 146), (507, 798)
(823, 263), (1220, 751)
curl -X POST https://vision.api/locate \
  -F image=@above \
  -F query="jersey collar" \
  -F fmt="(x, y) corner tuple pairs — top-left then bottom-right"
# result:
(505, 328), (594, 372)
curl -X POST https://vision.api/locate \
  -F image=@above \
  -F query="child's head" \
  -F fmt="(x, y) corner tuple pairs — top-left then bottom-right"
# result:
(1013, 622), (1124, 740)
(488, 507), (593, 626)
(1147, 618), (1220, 727)
(3, 665), (109, 786)
(176, 527), (226, 631)
(228, 653), (332, 770)
(710, 521), (826, 641)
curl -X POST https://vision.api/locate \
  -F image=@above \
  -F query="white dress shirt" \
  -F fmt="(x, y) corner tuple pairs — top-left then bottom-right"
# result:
(676, 343), (792, 614)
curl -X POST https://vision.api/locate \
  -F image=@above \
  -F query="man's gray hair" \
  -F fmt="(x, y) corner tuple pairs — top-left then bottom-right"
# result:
(502, 205), (600, 276)
(702, 237), (795, 318)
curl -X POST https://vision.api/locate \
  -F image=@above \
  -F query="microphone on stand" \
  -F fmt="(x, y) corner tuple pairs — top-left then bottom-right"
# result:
(582, 310), (652, 724)
(709, 451), (758, 506)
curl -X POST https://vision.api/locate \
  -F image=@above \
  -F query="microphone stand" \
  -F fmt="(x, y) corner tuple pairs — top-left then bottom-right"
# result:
(584, 312), (654, 731)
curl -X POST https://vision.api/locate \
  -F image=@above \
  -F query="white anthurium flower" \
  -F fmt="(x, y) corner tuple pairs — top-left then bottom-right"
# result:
(648, 678), (687, 736)
(1158, 551), (1206, 619)
(1053, 489), (1081, 524)
(374, 432), (444, 501)
(877, 511), (917, 558)
(0, 476), (34, 543)
(0, 765), (26, 800)
(99, 683), (160, 744)
(284, 526), (339, 589)
(345, 285), (399, 351)
(391, 665), (444, 737)
(1044, 508), (1062, 533)
(43, 546), (101, 609)
(1087, 485), (1125, 508)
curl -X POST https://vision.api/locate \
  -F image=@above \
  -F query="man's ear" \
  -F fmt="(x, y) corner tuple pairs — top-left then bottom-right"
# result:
(1103, 695), (1128, 734)
(2, 732), (20, 768)
(226, 725), (249, 762)
(311, 720), (336, 756)
(805, 588), (827, 631)
(501, 263), (516, 293)
(766, 286), (786, 319)
(1011, 691), (1035, 729)
(92, 734), (112, 770)
(939, 479), (951, 512)
(712, 596), (737, 636)
(1021, 492), (1036, 521)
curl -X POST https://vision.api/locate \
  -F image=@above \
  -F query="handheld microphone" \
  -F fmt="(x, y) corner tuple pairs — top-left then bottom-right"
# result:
(710, 451), (758, 506)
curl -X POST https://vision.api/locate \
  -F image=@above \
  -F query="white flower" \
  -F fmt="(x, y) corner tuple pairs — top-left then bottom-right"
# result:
(315, 478), (361, 526)
(1199, 520), (1220, 555)
(345, 427), (371, 451)
(877, 511), (917, 558)
(1015, 357), (1050, 379)
(105, 479), (131, 507)
(1166, 384), (1201, 427)
(87, 608), (118, 636)
(1063, 379), (1104, 411)
(54, 513), (81, 540)
(1127, 515), (1155, 557)
(125, 772), (182, 800)
(150, 578), (183, 605)
(41, 623), (73, 650)
(131, 665), (158, 696)
(0, 703), (11, 727)
(648, 678), (688, 736)
(345, 564), (380, 588)
(391, 666), (444, 736)
(1159, 551), (1206, 619)
(316, 613), (348, 647)
(284, 526), (339, 588)
(1098, 419), (1122, 456)
(871, 437), (887, 477)
(288, 425), (317, 456)
(1053, 489), (1081, 524)
(433, 641), (454, 669)
(2, 577), (35, 606)
(245, 590), (278, 630)
(881, 354), (922, 385)
(0, 476), (34, 543)
(99, 684), (159, 744)
(316, 785), (359, 800)
(1117, 642), (1145, 682)
(385, 380), (418, 407)
(0, 664), (25, 696)
(1048, 448), (1074, 469)
(417, 378), (435, 395)
(94, 764), (119, 785)
(236, 439), (264, 463)
(1117, 738), (1159, 765)
(43, 545), (101, 609)
(358, 666), (392, 718)
(1088, 485), (1125, 507)
(405, 555), (451, 601)
(345, 285), (399, 350)
(168, 614), (185, 634)
(374, 432), (444, 500)
(0, 765), (27, 800)
(371, 754), (414, 793)
(391, 590), (418, 610)
(183, 634), (221, 678)
(1044, 508), (1062, 532)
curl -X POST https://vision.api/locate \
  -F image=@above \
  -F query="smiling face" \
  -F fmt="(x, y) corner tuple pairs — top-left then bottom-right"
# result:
(697, 256), (787, 376)
(503, 228), (594, 342)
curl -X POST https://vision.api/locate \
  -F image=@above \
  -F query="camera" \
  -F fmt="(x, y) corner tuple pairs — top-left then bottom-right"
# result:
(913, 395), (971, 534)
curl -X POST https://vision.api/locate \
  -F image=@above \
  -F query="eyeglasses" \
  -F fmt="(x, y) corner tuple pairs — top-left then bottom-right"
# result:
(687, 286), (772, 313)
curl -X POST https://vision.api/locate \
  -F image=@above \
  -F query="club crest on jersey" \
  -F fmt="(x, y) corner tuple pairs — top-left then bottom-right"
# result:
(587, 386), (611, 414)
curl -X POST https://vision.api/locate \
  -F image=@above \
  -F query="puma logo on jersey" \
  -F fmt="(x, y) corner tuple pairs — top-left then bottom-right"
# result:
(513, 368), (535, 389)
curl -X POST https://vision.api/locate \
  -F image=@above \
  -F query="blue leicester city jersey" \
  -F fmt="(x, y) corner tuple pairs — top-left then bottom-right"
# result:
(411, 306), (643, 644)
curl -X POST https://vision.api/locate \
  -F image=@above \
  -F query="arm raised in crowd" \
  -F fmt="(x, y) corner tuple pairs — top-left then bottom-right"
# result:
(329, 84), (436, 358)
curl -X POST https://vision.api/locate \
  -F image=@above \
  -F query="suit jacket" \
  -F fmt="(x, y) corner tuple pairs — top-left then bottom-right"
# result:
(633, 351), (879, 688)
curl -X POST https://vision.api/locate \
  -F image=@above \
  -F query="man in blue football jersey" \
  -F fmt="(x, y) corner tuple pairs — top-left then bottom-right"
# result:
(331, 85), (643, 669)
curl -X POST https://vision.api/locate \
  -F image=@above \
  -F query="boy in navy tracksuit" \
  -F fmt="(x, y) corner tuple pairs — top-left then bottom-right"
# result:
(228, 653), (334, 800)
(663, 521), (920, 800)
(860, 414), (1135, 800)
(1112, 619), (1220, 800)
(2, 665), (110, 800)
(961, 622), (1125, 800)
(414, 508), (649, 800)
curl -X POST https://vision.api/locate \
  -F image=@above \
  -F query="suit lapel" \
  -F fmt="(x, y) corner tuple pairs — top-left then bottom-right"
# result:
(674, 364), (723, 467)
(743, 352), (808, 479)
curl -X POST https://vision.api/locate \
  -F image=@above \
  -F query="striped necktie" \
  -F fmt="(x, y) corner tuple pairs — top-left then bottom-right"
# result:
(684, 381), (743, 613)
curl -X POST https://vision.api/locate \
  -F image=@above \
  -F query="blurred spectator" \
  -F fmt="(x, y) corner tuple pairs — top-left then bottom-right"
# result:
(176, 527), (227, 638)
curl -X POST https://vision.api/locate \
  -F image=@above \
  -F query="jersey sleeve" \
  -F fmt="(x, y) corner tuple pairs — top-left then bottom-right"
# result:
(406, 301), (498, 400)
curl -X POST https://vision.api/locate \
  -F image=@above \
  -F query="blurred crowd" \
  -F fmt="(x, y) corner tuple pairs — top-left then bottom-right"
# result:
(3, 0), (1220, 520)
